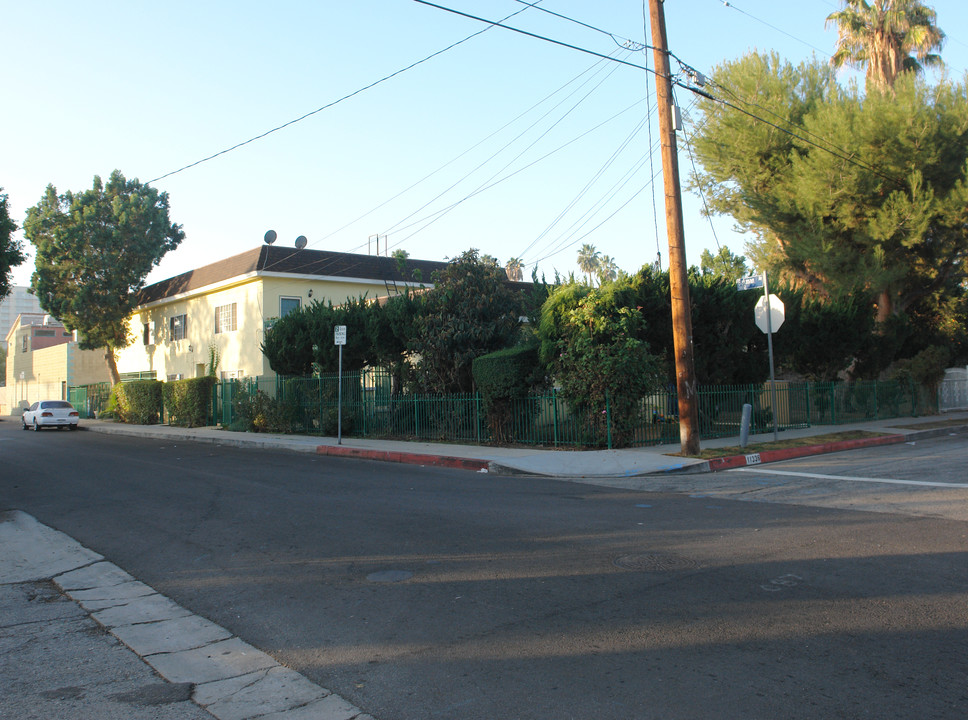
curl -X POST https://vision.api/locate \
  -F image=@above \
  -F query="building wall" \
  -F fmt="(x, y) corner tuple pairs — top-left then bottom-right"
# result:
(117, 274), (403, 381)
(0, 287), (43, 350)
(2, 341), (109, 415)
(118, 276), (265, 381)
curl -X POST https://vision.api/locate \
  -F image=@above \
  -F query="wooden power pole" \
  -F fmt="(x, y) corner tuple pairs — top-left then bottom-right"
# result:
(648, 0), (701, 455)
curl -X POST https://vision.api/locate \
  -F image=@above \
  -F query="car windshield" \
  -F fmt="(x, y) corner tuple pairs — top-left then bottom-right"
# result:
(41, 401), (73, 409)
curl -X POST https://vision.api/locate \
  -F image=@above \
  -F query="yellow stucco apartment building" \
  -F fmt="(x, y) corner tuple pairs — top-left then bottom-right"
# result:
(115, 245), (446, 382)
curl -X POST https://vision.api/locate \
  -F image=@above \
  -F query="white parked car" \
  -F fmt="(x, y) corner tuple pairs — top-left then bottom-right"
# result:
(22, 400), (80, 431)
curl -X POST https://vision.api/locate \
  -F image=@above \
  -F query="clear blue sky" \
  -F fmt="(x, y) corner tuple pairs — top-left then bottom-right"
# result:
(4, 1), (967, 288)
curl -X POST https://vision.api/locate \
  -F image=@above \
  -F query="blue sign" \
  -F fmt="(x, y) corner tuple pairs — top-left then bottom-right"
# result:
(736, 275), (764, 291)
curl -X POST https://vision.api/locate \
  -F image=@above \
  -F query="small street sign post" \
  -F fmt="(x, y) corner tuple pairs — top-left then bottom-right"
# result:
(334, 326), (347, 444)
(739, 272), (782, 441)
(736, 274), (764, 291)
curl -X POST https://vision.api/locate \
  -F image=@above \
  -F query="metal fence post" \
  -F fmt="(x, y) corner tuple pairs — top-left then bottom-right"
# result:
(606, 392), (613, 450)
(553, 389), (560, 447)
(475, 393), (482, 444)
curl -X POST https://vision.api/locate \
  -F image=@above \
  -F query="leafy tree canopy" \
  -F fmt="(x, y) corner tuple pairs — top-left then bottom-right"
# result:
(692, 53), (968, 334)
(412, 249), (521, 393)
(699, 247), (749, 282)
(0, 189), (26, 301)
(539, 276), (661, 447)
(24, 171), (184, 383)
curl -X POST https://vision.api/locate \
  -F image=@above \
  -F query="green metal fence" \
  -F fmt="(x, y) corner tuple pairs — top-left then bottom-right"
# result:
(68, 382), (112, 419)
(212, 372), (938, 448)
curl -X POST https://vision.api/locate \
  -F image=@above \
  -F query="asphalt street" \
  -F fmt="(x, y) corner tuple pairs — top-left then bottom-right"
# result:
(1, 420), (966, 719)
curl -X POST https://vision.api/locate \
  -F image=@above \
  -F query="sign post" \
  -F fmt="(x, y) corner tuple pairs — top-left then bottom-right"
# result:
(741, 273), (785, 442)
(334, 325), (347, 444)
(755, 273), (784, 441)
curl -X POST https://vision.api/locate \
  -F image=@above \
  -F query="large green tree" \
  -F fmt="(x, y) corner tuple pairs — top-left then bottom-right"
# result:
(827, 0), (945, 91)
(411, 249), (521, 393)
(24, 171), (184, 383)
(692, 52), (968, 335)
(699, 247), (748, 283)
(0, 189), (26, 301)
(538, 276), (661, 447)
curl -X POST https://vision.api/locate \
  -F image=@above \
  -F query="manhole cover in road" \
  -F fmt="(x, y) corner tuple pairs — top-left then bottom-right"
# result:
(613, 553), (699, 572)
(366, 570), (414, 583)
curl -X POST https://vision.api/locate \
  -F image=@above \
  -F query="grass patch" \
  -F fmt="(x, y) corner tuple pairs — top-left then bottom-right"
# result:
(672, 430), (888, 459)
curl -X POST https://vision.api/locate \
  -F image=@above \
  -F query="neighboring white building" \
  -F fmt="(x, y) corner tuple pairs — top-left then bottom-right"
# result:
(0, 286), (43, 350)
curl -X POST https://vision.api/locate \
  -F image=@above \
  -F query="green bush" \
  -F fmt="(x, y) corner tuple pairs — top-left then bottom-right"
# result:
(890, 345), (951, 390)
(163, 377), (217, 427)
(473, 344), (544, 443)
(113, 380), (163, 425)
(230, 387), (297, 434)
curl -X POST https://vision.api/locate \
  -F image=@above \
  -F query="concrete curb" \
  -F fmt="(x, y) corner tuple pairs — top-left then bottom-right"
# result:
(694, 424), (968, 474)
(2, 510), (373, 720)
(315, 444), (491, 472)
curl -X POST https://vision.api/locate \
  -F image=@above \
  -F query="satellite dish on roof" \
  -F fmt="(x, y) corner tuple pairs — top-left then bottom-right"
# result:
(264, 229), (277, 245)
(295, 235), (308, 249)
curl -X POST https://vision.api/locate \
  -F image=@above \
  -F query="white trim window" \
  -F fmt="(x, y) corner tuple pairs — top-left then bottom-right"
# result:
(280, 296), (301, 317)
(214, 303), (237, 334)
(169, 314), (187, 341)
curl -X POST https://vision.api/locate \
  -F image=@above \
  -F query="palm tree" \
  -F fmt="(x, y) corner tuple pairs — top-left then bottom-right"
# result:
(504, 257), (524, 282)
(577, 244), (601, 286)
(596, 255), (619, 285)
(826, 0), (945, 91)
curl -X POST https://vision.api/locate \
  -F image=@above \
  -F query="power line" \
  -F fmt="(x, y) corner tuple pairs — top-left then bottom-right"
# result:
(412, 1), (662, 78)
(510, 0), (653, 52)
(307, 46), (619, 256)
(718, 0), (831, 58)
(643, 0), (662, 267)
(676, 89), (722, 253)
(386, 96), (650, 254)
(148, 2), (543, 186)
(518, 100), (656, 262)
(380, 49), (627, 239)
(676, 79), (906, 188)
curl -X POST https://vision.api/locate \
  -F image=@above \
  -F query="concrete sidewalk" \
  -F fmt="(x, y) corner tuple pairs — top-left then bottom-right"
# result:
(0, 510), (373, 720)
(82, 412), (968, 477)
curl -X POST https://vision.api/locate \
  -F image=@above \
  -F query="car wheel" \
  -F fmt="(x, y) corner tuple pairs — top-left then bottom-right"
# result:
(69, 424), (78, 431)
(33, 420), (41, 432)
(22, 418), (28, 430)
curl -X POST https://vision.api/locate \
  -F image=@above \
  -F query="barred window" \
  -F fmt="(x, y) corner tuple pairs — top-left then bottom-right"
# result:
(170, 314), (187, 341)
(214, 303), (237, 334)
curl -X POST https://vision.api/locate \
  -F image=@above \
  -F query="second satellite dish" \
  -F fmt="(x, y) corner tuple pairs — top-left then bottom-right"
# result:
(295, 235), (308, 249)
(264, 229), (277, 245)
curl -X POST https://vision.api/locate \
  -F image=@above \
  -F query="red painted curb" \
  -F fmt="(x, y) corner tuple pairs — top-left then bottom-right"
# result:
(316, 445), (490, 472)
(706, 433), (907, 472)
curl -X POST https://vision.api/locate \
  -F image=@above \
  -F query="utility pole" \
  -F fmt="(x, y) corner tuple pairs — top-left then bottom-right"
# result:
(648, 0), (701, 455)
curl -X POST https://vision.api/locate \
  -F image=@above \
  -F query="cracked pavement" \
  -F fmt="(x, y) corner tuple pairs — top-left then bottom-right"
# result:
(0, 510), (375, 720)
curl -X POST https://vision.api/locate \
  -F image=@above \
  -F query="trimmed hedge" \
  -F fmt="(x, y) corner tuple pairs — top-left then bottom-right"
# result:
(472, 344), (544, 443)
(163, 376), (217, 427)
(113, 380), (163, 425)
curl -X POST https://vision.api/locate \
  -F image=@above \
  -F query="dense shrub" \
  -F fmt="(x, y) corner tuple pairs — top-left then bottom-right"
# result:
(163, 376), (217, 427)
(112, 380), (163, 425)
(230, 387), (297, 434)
(540, 279), (662, 447)
(472, 344), (544, 443)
